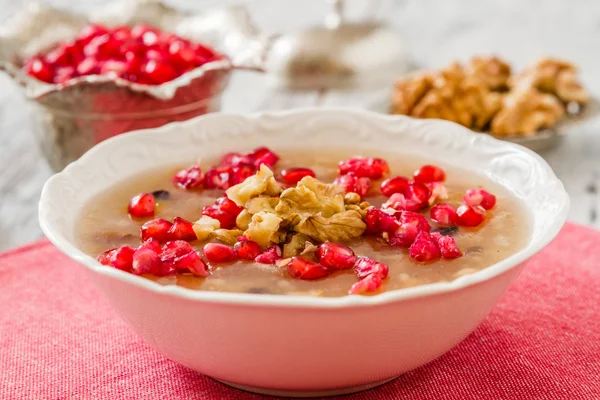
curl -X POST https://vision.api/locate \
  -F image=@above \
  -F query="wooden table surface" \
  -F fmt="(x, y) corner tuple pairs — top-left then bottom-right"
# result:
(1, 0), (599, 251)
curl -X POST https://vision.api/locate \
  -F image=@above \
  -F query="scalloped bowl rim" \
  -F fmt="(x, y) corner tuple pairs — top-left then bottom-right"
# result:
(38, 107), (569, 308)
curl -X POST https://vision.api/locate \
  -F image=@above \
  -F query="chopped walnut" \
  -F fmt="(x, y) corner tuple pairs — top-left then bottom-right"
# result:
(491, 88), (565, 136)
(466, 56), (511, 90)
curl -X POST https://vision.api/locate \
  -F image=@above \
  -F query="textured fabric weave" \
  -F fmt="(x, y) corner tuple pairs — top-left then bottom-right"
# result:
(2, 223), (599, 400)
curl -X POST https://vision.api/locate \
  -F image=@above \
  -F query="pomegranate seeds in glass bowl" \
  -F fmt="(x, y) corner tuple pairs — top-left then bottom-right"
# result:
(21, 24), (223, 85)
(0, 1), (268, 171)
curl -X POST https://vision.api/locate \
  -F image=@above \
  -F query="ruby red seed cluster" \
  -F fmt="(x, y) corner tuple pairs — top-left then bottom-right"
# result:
(172, 147), (280, 191)
(23, 23), (221, 85)
(364, 163), (497, 262)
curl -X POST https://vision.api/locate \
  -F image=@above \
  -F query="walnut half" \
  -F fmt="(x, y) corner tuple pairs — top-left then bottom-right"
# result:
(491, 87), (565, 136)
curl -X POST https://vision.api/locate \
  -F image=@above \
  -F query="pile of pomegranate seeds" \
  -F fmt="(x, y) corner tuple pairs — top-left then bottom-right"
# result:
(333, 173), (371, 198)
(140, 217), (195, 243)
(338, 157), (389, 179)
(408, 231), (462, 262)
(172, 147), (280, 192)
(23, 23), (221, 84)
(97, 239), (209, 277)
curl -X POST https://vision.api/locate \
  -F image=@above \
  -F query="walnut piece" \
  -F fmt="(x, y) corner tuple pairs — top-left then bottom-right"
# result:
(466, 56), (511, 90)
(390, 73), (433, 115)
(491, 87), (565, 136)
(511, 57), (589, 104)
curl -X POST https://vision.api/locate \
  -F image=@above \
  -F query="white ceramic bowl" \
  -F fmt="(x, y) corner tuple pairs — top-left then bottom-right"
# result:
(39, 108), (569, 397)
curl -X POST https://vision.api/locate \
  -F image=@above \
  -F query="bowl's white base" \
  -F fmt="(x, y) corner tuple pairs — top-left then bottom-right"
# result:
(214, 377), (398, 398)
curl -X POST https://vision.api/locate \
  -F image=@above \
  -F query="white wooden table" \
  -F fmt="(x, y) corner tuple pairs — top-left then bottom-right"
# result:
(1, 0), (599, 251)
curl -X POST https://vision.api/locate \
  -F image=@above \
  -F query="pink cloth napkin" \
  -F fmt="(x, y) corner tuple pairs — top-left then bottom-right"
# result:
(2, 222), (600, 400)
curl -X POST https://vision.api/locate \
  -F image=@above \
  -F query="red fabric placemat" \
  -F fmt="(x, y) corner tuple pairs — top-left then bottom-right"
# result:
(2, 223), (600, 400)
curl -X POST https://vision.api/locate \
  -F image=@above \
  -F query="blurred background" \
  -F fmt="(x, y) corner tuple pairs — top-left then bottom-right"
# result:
(1, 0), (598, 250)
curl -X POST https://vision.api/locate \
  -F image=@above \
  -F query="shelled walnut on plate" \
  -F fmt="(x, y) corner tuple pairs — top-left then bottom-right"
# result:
(390, 56), (589, 136)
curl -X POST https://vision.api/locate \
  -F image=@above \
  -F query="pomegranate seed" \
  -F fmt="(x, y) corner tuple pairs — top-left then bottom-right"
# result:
(281, 168), (316, 185)
(405, 182), (430, 207)
(432, 234), (463, 259)
(128, 193), (155, 218)
(333, 173), (371, 198)
(202, 205), (237, 230)
(249, 147), (279, 168)
(463, 188), (497, 210)
(382, 193), (421, 212)
(195, 43), (216, 59)
(234, 240), (262, 260)
(140, 218), (173, 242)
(84, 34), (121, 59)
(203, 243), (238, 263)
(45, 43), (76, 65)
(204, 166), (234, 190)
(389, 222), (419, 247)
(100, 59), (127, 77)
(456, 205), (486, 227)
(76, 57), (100, 75)
(338, 157), (389, 179)
(348, 274), (383, 295)
(161, 240), (208, 276)
(168, 39), (198, 67)
(167, 217), (197, 241)
(287, 257), (329, 280)
(176, 251), (209, 276)
(172, 164), (203, 189)
(220, 152), (253, 167)
(380, 176), (410, 197)
(409, 231), (441, 262)
(131, 247), (162, 275)
(413, 164), (446, 183)
(354, 256), (389, 280)
(111, 25), (132, 42)
(138, 238), (162, 254)
(427, 182), (449, 205)
(24, 58), (53, 83)
(110, 246), (135, 271)
(400, 211), (431, 232)
(215, 196), (244, 217)
(130, 24), (156, 40)
(364, 208), (398, 235)
(78, 24), (109, 44)
(315, 242), (357, 270)
(389, 211), (430, 247)
(254, 245), (282, 264)
(430, 203), (458, 225)
(142, 60), (177, 84)
(97, 248), (116, 266)
(53, 66), (76, 84)
(231, 165), (256, 185)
